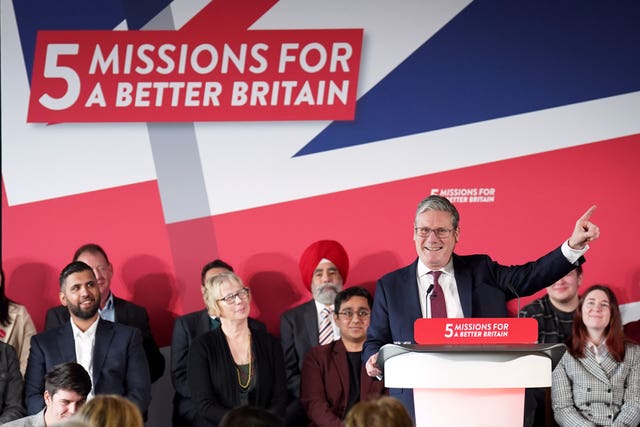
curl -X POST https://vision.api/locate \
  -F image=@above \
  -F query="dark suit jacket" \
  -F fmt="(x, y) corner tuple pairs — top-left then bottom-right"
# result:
(280, 300), (319, 400)
(171, 309), (266, 426)
(301, 340), (385, 427)
(0, 342), (25, 423)
(363, 246), (581, 419)
(187, 324), (287, 427)
(24, 318), (151, 415)
(44, 295), (165, 383)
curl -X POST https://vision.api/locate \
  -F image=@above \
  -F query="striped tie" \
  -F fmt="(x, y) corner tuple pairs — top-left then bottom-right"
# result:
(318, 307), (333, 345)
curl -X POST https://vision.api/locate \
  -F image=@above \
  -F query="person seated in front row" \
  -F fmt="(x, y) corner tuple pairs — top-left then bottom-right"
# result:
(552, 284), (640, 427)
(4, 362), (91, 427)
(300, 286), (385, 427)
(171, 259), (266, 426)
(343, 396), (413, 427)
(188, 272), (287, 426)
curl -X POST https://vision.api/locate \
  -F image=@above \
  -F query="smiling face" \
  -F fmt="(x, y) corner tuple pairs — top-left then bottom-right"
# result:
(216, 279), (251, 321)
(547, 269), (582, 307)
(60, 269), (100, 321)
(335, 295), (371, 346)
(75, 250), (113, 309)
(414, 210), (459, 270)
(44, 388), (86, 423)
(581, 289), (611, 337)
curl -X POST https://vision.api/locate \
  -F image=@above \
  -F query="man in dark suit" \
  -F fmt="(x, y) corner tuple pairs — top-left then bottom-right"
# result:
(44, 243), (165, 383)
(363, 195), (600, 420)
(280, 240), (349, 427)
(25, 261), (151, 415)
(170, 259), (266, 426)
(300, 287), (385, 427)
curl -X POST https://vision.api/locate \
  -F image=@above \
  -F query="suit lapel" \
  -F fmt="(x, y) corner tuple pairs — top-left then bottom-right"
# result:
(58, 323), (77, 362)
(332, 341), (350, 398)
(304, 301), (320, 346)
(579, 353), (611, 384)
(92, 319), (115, 387)
(452, 255), (472, 317)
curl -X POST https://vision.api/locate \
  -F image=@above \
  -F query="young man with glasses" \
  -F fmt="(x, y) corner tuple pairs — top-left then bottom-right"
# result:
(363, 194), (600, 421)
(300, 287), (385, 427)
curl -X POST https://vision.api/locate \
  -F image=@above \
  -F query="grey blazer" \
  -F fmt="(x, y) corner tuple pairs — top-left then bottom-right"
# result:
(552, 343), (640, 427)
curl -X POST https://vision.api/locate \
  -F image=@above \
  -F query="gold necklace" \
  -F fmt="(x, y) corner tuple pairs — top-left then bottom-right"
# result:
(236, 334), (252, 389)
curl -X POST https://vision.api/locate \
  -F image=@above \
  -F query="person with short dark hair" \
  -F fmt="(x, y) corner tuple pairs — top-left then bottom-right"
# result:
(4, 362), (91, 427)
(171, 259), (266, 426)
(301, 287), (385, 427)
(552, 285), (640, 426)
(44, 244), (165, 383)
(344, 396), (413, 427)
(24, 261), (151, 416)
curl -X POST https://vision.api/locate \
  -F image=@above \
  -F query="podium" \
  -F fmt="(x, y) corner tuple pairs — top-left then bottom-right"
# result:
(377, 319), (566, 427)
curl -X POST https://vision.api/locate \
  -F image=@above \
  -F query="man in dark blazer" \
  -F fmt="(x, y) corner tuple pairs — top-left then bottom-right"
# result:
(25, 261), (151, 415)
(170, 259), (266, 426)
(363, 195), (600, 420)
(44, 243), (165, 383)
(280, 240), (350, 427)
(301, 287), (385, 427)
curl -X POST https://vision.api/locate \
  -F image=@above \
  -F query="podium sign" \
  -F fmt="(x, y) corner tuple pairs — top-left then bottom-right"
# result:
(414, 317), (538, 345)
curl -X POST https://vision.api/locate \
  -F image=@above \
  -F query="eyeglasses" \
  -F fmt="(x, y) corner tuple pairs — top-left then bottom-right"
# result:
(336, 309), (371, 319)
(414, 227), (454, 238)
(217, 288), (250, 304)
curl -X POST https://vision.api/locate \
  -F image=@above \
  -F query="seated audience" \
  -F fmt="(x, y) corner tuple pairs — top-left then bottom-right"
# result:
(44, 243), (165, 383)
(218, 405), (285, 427)
(0, 341), (25, 423)
(0, 268), (37, 376)
(300, 287), (385, 427)
(519, 266), (583, 427)
(171, 259), (266, 426)
(72, 394), (143, 427)
(24, 261), (151, 415)
(280, 240), (350, 427)
(188, 272), (287, 426)
(552, 285), (640, 427)
(4, 362), (91, 427)
(343, 396), (413, 427)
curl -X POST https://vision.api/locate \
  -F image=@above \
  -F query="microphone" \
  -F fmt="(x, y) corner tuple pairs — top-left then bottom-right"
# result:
(426, 284), (435, 298)
(506, 283), (521, 318)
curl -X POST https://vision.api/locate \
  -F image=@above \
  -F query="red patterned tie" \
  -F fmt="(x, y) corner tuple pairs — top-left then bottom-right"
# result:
(429, 271), (447, 318)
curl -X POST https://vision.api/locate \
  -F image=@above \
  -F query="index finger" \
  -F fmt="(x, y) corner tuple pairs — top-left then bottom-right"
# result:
(578, 205), (597, 222)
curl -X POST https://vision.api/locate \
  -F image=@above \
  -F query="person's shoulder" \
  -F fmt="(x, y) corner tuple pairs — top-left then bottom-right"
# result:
(378, 261), (417, 282)
(114, 296), (147, 313)
(281, 299), (314, 319)
(519, 296), (549, 316)
(176, 309), (206, 323)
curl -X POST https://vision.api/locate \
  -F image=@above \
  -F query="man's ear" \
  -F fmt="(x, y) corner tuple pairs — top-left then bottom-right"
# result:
(59, 291), (68, 307)
(44, 390), (52, 406)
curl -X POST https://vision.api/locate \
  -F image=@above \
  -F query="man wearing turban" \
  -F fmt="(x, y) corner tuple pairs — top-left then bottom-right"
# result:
(280, 240), (349, 427)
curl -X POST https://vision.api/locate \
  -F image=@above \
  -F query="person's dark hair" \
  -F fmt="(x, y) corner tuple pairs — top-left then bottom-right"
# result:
(59, 261), (94, 290)
(334, 286), (373, 313)
(73, 243), (110, 264)
(0, 268), (15, 327)
(218, 406), (284, 427)
(568, 284), (627, 361)
(44, 362), (92, 399)
(415, 195), (460, 229)
(200, 259), (234, 285)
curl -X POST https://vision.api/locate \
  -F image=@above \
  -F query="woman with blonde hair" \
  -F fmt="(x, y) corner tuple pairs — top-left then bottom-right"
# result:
(188, 272), (287, 426)
(73, 394), (143, 427)
(344, 396), (413, 427)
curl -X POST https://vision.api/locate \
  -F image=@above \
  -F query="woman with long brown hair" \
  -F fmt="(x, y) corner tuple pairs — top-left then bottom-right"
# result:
(552, 284), (640, 426)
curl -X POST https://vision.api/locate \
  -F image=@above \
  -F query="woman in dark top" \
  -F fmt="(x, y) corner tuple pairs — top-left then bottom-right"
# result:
(188, 272), (287, 426)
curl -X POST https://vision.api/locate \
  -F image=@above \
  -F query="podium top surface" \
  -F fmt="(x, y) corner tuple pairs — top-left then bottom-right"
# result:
(378, 343), (566, 370)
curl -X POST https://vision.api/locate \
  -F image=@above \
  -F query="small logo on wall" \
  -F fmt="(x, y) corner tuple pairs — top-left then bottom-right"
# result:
(430, 187), (496, 203)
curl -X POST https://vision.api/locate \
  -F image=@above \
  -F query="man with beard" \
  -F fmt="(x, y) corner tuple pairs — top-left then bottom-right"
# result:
(24, 261), (150, 416)
(280, 240), (349, 427)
